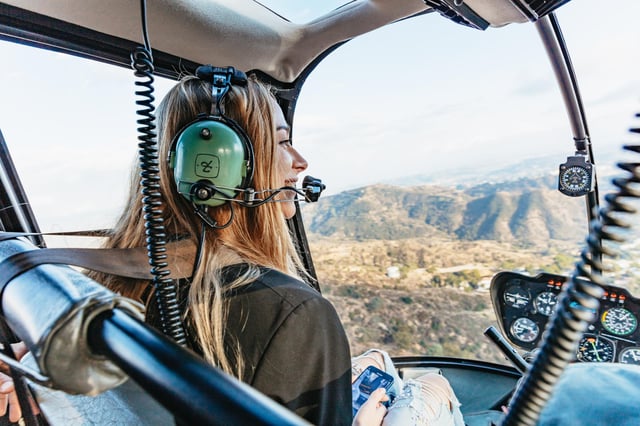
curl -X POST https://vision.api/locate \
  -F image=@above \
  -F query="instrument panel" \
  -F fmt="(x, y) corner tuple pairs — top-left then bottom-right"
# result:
(491, 271), (640, 365)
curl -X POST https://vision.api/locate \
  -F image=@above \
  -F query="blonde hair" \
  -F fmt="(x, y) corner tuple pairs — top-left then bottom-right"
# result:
(89, 74), (305, 378)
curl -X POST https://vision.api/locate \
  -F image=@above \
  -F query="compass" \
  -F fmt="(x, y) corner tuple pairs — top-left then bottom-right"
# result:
(558, 156), (594, 197)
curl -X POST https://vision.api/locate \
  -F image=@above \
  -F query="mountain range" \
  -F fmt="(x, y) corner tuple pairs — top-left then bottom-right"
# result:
(301, 163), (595, 246)
(300, 144), (640, 245)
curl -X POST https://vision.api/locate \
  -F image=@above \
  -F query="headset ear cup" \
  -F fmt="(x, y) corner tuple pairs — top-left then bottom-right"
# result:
(169, 116), (253, 206)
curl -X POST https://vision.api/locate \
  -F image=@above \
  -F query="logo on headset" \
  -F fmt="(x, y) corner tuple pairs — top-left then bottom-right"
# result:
(195, 154), (220, 178)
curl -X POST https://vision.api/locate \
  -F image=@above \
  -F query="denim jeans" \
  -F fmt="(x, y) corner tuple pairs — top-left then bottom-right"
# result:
(353, 349), (465, 426)
(537, 363), (640, 426)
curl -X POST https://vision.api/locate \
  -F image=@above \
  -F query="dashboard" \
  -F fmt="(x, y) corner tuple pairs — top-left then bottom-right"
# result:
(491, 271), (640, 365)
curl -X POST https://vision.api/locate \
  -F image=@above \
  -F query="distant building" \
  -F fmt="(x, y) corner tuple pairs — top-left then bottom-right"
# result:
(386, 266), (400, 279)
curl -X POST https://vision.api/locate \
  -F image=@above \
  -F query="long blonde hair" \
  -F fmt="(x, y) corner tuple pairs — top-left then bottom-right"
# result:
(89, 74), (305, 377)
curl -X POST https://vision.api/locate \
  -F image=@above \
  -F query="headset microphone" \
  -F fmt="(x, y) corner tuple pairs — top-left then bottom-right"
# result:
(302, 175), (326, 202)
(235, 175), (325, 206)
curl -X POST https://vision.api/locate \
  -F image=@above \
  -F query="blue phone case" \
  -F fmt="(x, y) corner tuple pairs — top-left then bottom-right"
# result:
(352, 365), (394, 417)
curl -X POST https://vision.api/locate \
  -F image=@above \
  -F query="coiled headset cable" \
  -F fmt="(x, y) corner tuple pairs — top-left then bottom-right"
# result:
(131, 0), (186, 345)
(502, 112), (640, 425)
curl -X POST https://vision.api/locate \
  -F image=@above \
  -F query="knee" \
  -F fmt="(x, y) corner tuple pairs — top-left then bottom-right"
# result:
(413, 373), (457, 406)
(415, 373), (450, 391)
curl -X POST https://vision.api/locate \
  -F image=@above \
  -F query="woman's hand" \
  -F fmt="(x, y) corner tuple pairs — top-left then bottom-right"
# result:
(352, 388), (389, 426)
(0, 371), (22, 423)
(0, 342), (34, 423)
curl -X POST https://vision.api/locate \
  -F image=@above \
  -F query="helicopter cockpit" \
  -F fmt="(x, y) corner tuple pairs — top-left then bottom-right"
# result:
(1, 0), (640, 425)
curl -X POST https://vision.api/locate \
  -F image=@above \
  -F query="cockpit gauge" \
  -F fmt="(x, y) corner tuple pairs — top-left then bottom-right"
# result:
(601, 307), (638, 336)
(559, 166), (590, 193)
(504, 285), (530, 309)
(510, 317), (539, 343)
(619, 347), (640, 365)
(534, 291), (558, 316)
(577, 335), (615, 363)
(558, 156), (594, 197)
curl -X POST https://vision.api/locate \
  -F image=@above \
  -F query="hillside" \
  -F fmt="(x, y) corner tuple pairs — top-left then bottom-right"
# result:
(301, 175), (585, 246)
(308, 236), (581, 362)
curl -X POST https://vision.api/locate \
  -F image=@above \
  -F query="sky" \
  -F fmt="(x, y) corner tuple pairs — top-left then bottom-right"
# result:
(1, 0), (640, 231)
(291, 0), (640, 191)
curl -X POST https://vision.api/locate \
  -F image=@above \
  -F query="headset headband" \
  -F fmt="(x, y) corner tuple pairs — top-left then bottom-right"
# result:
(195, 65), (248, 115)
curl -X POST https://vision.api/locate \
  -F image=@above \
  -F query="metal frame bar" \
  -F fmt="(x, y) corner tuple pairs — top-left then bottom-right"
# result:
(535, 12), (601, 269)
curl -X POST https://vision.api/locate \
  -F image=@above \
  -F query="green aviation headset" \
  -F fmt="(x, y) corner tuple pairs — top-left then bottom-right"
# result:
(168, 65), (254, 208)
(168, 65), (325, 229)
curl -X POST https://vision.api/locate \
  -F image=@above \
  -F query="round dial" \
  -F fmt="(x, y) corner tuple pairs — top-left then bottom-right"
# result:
(504, 285), (530, 309)
(510, 317), (539, 343)
(619, 347), (640, 365)
(577, 335), (615, 362)
(601, 307), (638, 336)
(560, 165), (590, 193)
(534, 291), (558, 316)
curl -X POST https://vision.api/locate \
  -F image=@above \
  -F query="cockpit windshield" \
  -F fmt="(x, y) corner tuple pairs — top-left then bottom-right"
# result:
(1, 0), (639, 365)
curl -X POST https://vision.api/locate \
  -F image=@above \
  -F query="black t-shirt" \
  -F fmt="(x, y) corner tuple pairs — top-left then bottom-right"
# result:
(147, 266), (352, 425)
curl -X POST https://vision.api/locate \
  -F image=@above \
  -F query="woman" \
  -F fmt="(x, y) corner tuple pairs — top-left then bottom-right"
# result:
(86, 72), (353, 425)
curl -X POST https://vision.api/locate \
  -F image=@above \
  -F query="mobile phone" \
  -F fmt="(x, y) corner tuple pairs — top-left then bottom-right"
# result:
(352, 365), (394, 417)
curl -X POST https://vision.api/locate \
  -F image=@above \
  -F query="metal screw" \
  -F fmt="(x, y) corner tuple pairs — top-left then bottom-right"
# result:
(196, 188), (210, 200)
